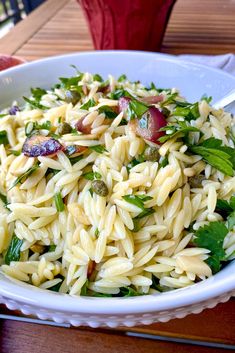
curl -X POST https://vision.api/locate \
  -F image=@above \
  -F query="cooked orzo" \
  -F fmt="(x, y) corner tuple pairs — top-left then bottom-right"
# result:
(0, 69), (234, 297)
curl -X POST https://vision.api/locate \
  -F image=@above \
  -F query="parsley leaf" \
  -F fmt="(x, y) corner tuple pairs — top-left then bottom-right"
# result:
(59, 74), (83, 89)
(48, 244), (56, 252)
(216, 199), (233, 218)
(172, 102), (200, 121)
(159, 156), (168, 168)
(158, 121), (200, 143)
(23, 96), (47, 110)
(135, 208), (155, 219)
(98, 105), (117, 119)
(80, 98), (96, 110)
(89, 145), (107, 154)
(109, 89), (129, 100)
(189, 138), (235, 176)
(54, 192), (64, 212)
(126, 155), (145, 172)
(0, 192), (7, 205)
(201, 94), (212, 103)
(117, 74), (127, 82)
(69, 155), (83, 165)
(5, 235), (23, 265)
(9, 164), (39, 190)
(126, 98), (148, 120)
(117, 287), (141, 297)
(83, 172), (102, 180)
(31, 87), (47, 101)
(226, 211), (235, 231)
(123, 194), (152, 210)
(194, 222), (228, 273)
(93, 74), (103, 82)
(0, 130), (9, 145)
(161, 92), (178, 106)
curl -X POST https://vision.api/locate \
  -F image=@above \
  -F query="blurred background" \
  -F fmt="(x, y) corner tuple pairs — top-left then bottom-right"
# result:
(0, 0), (44, 37)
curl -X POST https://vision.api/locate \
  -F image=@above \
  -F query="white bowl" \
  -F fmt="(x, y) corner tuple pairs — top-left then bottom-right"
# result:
(0, 51), (235, 327)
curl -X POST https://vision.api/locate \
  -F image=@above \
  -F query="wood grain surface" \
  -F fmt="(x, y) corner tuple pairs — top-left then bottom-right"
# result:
(0, 0), (235, 60)
(0, 318), (233, 353)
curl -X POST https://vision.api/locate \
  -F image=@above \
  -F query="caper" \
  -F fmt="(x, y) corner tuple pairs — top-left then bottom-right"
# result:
(57, 122), (72, 135)
(161, 107), (171, 117)
(91, 180), (108, 197)
(188, 174), (205, 188)
(64, 90), (81, 105)
(144, 146), (159, 161)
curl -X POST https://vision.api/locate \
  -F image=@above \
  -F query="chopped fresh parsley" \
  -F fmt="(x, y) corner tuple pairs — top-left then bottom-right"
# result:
(123, 194), (154, 231)
(69, 155), (83, 165)
(216, 196), (235, 218)
(189, 138), (235, 177)
(159, 156), (169, 168)
(95, 228), (100, 237)
(83, 171), (102, 180)
(80, 98), (96, 110)
(98, 105), (117, 119)
(194, 222), (228, 273)
(161, 92), (178, 106)
(126, 98), (148, 120)
(89, 145), (107, 154)
(123, 194), (153, 210)
(126, 155), (145, 172)
(158, 121), (200, 143)
(25, 120), (52, 137)
(172, 102), (200, 121)
(117, 74), (127, 82)
(80, 280), (88, 296)
(9, 164), (39, 190)
(109, 89), (130, 100)
(135, 208), (155, 219)
(93, 74), (103, 82)
(31, 87), (47, 101)
(0, 130), (9, 145)
(10, 149), (21, 156)
(5, 235), (23, 265)
(48, 244), (56, 252)
(59, 74), (83, 89)
(54, 192), (64, 212)
(0, 192), (7, 205)
(116, 286), (141, 297)
(201, 94), (212, 103)
(23, 96), (47, 110)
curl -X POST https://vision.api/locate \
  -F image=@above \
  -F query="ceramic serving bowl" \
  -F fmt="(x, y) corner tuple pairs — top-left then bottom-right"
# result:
(0, 51), (235, 327)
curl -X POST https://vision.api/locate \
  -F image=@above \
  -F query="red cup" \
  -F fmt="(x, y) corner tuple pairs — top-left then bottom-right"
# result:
(78, 0), (177, 51)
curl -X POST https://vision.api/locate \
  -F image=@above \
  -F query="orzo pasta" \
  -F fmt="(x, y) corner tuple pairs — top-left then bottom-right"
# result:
(0, 70), (234, 297)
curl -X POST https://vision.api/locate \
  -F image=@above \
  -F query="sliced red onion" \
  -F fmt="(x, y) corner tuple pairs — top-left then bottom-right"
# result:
(65, 145), (87, 156)
(135, 107), (167, 144)
(75, 116), (92, 134)
(22, 135), (63, 157)
(139, 95), (163, 104)
(9, 105), (20, 115)
(118, 97), (131, 113)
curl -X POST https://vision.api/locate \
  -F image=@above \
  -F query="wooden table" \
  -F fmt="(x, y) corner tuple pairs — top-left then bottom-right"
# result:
(0, 0), (235, 352)
(0, 0), (235, 60)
